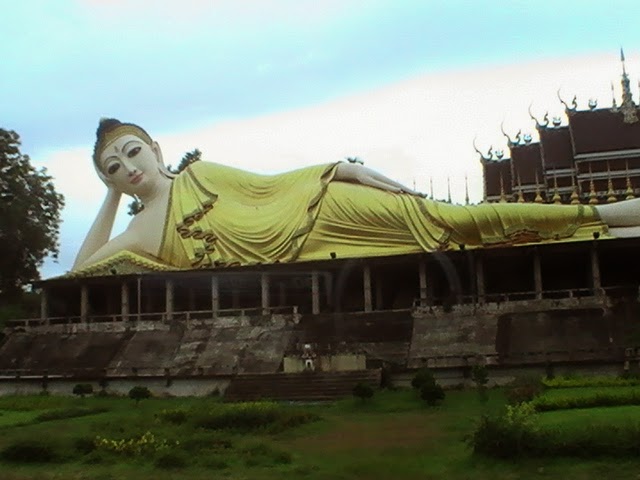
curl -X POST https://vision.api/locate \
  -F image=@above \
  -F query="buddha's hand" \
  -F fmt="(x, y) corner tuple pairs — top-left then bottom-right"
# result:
(334, 162), (425, 196)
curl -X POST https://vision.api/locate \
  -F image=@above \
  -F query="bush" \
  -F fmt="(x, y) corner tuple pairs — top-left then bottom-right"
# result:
(505, 376), (544, 404)
(352, 382), (374, 401)
(543, 374), (640, 389)
(420, 382), (445, 406)
(471, 365), (489, 388)
(1, 440), (59, 463)
(74, 436), (97, 455)
(35, 406), (108, 422)
(72, 383), (94, 398)
(411, 368), (436, 390)
(155, 451), (188, 469)
(470, 403), (538, 458)
(531, 389), (640, 412)
(128, 386), (151, 403)
(194, 402), (318, 433)
(157, 408), (188, 425)
(240, 442), (292, 466)
(95, 431), (176, 456)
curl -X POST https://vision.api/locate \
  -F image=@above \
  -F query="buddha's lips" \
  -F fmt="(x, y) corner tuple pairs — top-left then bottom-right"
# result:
(130, 173), (143, 185)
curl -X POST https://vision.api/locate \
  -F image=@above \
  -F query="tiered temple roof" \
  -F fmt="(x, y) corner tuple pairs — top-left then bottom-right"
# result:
(481, 51), (640, 205)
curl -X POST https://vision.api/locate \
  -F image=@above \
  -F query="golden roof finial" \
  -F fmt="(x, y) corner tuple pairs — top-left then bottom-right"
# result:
(552, 171), (562, 204)
(534, 171), (544, 203)
(606, 162), (617, 203)
(626, 160), (635, 200)
(588, 164), (599, 205)
(570, 173), (580, 205)
(429, 177), (434, 200)
(499, 172), (507, 203)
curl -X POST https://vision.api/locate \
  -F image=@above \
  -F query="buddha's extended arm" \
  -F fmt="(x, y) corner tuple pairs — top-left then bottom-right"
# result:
(72, 189), (122, 270)
(333, 163), (423, 196)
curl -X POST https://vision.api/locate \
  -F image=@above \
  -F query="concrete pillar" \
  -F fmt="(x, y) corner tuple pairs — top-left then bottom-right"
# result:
(165, 279), (174, 321)
(121, 282), (129, 319)
(311, 271), (320, 314)
(591, 242), (602, 295)
(136, 277), (142, 321)
(363, 265), (372, 312)
(261, 273), (270, 315)
(375, 274), (383, 310)
(533, 248), (543, 300)
(80, 285), (89, 323)
(475, 255), (485, 304)
(211, 276), (219, 316)
(419, 261), (428, 306)
(40, 289), (48, 323)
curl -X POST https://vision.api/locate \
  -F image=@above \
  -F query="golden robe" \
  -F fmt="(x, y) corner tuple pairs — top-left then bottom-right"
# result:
(158, 162), (608, 269)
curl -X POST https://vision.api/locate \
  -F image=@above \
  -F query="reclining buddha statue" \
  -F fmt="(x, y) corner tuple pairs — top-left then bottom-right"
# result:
(72, 118), (640, 274)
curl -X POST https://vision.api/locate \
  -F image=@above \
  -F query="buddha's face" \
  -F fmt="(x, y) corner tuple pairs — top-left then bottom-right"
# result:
(99, 134), (163, 196)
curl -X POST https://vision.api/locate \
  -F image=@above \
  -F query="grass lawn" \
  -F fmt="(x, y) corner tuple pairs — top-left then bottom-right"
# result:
(0, 388), (639, 479)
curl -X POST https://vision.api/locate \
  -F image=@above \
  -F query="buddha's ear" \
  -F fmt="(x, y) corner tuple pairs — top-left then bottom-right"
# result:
(151, 140), (164, 166)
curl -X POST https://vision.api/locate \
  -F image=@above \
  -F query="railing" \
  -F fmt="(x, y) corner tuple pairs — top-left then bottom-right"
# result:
(5, 305), (300, 330)
(412, 285), (637, 309)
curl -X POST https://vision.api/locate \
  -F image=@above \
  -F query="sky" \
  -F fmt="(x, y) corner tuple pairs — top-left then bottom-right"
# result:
(2, 0), (640, 279)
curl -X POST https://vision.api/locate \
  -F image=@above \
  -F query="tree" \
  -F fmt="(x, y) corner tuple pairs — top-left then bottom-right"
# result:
(127, 148), (202, 215)
(128, 386), (151, 404)
(72, 383), (94, 398)
(0, 129), (64, 300)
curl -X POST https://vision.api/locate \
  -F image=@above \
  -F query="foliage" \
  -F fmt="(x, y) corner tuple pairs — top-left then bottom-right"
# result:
(1, 439), (59, 463)
(240, 441), (293, 466)
(72, 383), (94, 398)
(35, 406), (107, 422)
(542, 374), (640, 389)
(194, 402), (319, 433)
(471, 365), (489, 388)
(128, 386), (151, 403)
(156, 408), (188, 425)
(419, 382), (445, 406)
(470, 402), (538, 458)
(127, 148), (202, 215)
(0, 129), (64, 300)
(411, 367), (436, 390)
(95, 431), (176, 456)
(531, 388), (640, 412)
(352, 382), (374, 402)
(505, 376), (544, 404)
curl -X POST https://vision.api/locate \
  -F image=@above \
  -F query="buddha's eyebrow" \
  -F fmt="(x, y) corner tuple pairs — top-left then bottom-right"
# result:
(122, 140), (141, 152)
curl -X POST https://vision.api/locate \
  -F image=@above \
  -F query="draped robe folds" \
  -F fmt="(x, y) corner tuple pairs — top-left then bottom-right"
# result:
(157, 161), (609, 269)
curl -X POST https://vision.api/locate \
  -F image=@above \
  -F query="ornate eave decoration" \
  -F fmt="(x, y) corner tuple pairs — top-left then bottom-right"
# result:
(63, 251), (177, 278)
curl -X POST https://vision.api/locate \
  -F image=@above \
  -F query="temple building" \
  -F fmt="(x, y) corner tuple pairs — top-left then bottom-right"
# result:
(482, 51), (640, 205)
(2, 53), (640, 399)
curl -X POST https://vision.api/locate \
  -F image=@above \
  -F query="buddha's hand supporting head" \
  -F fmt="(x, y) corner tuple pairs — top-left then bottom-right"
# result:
(93, 118), (176, 197)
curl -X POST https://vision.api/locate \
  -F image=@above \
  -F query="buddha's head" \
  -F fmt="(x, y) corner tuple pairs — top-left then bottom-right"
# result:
(93, 118), (176, 196)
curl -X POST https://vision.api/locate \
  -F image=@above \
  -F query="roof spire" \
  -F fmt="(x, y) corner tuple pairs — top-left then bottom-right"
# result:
(552, 172), (562, 204)
(516, 172), (525, 203)
(464, 174), (470, 205)
(619, 47), (638, 123)
(447, 177), (452, 203)
(570, 173), (580, 205)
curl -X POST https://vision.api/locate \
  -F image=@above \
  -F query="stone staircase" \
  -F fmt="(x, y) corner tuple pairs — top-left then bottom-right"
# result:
(224, 369), (381, 402)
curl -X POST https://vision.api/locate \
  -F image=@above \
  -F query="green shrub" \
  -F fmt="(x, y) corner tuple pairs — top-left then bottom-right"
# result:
(35, 406), (108, 422)
(420, 382), (445, 406)
(531, 389), (640, 412)
(411, 368), (436, 390)
(470, 403), (538, 458)
(179, 433), (232, 453)
(194, 402), (318, 433)
(471, 365), (489, 387)
(157, 408), (188, 425)
(1, 440), (59, 463)
(352, 382), (374, 401)
(241, 441), (292, 466)
(505, 376), (544, 404)
(543, 374), (640, 389)
(128, 386), (151, 403)
(154, 451), (188, 469)
(72, 383), (94, 397)
(95, 431), (176, 456)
